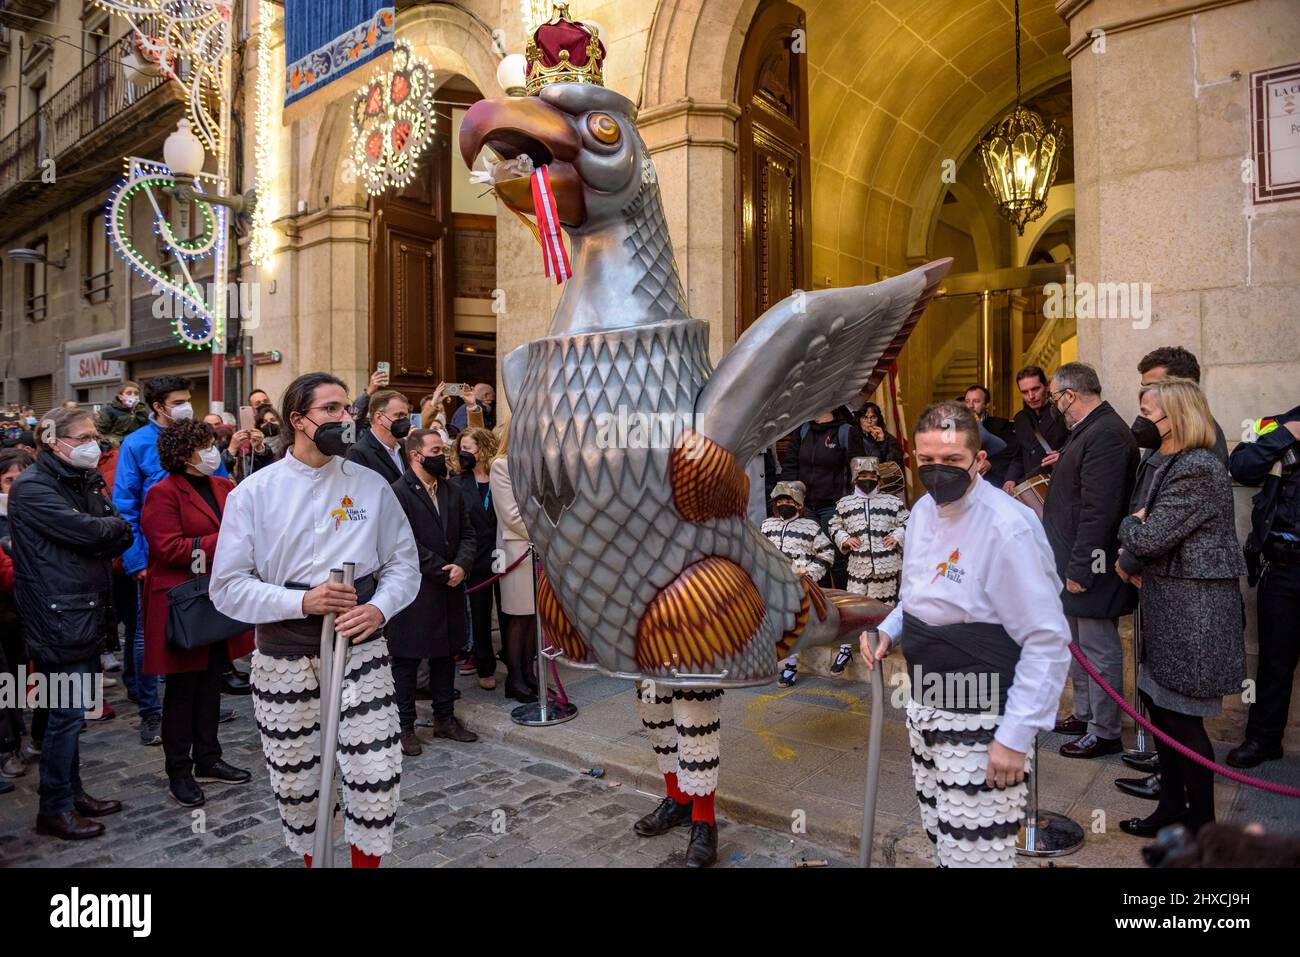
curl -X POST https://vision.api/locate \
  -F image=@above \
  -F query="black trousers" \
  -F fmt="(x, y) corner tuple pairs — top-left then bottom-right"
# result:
(393, 655), (456, 727)
(466, 582), (501, 679)
(501, 611), (538, 696)
(1245, 560), (1300, 749)
(0, 623), (24, 743)
(161, 644), (225, 779)
(1141, 691), (1216, 832)
(811, 503), (848, 590)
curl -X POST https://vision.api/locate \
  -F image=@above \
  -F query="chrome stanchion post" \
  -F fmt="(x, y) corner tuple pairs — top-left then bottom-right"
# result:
(1016, 731), (1084, 857)
(859, 631), (885, 869)
(511, 543), (578, 727)
(312, 563), (355, 867)
(1124, 607), (1155, 764)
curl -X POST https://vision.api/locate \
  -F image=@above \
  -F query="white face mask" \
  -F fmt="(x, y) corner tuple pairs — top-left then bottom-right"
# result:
(122, 394), (140, 408)
(0, 492), (7, 515)
(62, 439), (102, 470)
(195, 446), (221, 475)
(167, 402), (194, 422)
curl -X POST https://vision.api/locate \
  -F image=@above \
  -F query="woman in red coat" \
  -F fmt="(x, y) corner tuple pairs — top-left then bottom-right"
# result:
(141, 419), (253, 808)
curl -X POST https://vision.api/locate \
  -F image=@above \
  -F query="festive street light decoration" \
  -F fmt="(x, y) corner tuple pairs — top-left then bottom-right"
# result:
(249, 0), (279, 266)
(106, 158), (228, 349)
(349, 38), (439, 196)
(976, 0), (1063, 235)
(93, 1), (232, 155)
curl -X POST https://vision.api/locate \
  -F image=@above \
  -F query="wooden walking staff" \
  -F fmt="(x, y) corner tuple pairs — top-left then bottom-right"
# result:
(312, 563), (356, 867)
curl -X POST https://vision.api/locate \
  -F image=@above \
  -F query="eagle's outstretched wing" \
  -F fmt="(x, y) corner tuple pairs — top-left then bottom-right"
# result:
(693, 258), (950, 465)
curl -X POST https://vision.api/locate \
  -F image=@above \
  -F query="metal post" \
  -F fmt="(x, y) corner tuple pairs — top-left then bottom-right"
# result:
(312, 563), (355, 867)
(859, 636), (885, 869)
(511, 543), (577, 726)
(1016, 731), (1084, 857)
(1124, 606), (1155, 763)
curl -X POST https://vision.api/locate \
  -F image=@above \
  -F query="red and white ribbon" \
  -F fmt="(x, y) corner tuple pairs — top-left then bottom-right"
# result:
(530, 165), (571, 284)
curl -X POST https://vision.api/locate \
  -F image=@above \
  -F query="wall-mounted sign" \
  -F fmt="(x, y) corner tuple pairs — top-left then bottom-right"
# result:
(68, 351), (123, 387)
(1251, 62), (1300, 204)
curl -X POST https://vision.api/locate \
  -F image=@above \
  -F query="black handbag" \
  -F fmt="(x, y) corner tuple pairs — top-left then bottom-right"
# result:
(166, 537), (250, 651)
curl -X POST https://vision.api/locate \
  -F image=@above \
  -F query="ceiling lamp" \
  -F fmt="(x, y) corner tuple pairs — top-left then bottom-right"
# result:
(976, 0), (1064, 235)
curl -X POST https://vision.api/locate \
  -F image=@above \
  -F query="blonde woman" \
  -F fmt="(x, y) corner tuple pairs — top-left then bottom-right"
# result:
(1115, 377), (1246, 838)
(451, 427), (501, 689)
(490, 418), (539, 701)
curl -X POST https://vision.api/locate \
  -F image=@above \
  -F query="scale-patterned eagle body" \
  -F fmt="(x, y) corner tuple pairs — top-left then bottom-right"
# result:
(461, 82), (950, 688)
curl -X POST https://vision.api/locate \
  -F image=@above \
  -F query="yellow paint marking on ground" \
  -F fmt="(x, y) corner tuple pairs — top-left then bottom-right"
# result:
(741, 686), (870, 760)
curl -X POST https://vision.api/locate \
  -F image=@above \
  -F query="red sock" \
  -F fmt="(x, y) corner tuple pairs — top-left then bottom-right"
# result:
(303, 854), (312, 869)
(350, 845), (381, 869)
(692, 792), (716, 824)
(664, 772), (690, 805)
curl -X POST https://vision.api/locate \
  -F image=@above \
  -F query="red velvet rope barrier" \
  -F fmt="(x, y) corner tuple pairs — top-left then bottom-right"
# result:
(1070, 642), (1300, 799)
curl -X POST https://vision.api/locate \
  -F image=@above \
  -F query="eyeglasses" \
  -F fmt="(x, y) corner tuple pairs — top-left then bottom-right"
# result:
(1047, 390), (1070, 404)
(307, 403), (352, 418)
(63, 432), (99, 445)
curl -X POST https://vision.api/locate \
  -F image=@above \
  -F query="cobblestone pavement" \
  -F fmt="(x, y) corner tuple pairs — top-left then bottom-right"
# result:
(0, 679), (849, 869)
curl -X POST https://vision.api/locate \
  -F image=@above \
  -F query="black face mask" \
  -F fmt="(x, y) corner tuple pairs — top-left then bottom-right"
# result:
(918, 463), (974, 505)
(458, 451), (477, 473)
(307, 419), (353, 457)
(775, 503), (798, 520)
(1131, 414), (1165, 450)
(856, 479), (877, 494)
(389, 416), (412, 439)
(420, 453), (447, 479)
(261, 421), (280, 437)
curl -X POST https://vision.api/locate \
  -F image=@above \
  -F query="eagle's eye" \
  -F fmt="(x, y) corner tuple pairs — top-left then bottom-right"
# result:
(587, 113), (621, 146)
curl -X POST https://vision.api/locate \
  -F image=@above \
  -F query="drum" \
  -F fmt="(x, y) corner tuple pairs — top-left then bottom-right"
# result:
(1011, 474), (1050, 519)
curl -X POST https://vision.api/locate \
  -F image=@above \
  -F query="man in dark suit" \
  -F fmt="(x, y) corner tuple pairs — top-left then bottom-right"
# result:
(387, 428), (478, 752)
(1002, 365), (1070, 493)
(1042, 362), (1139, 759)
(964, 385), (1020, 487)
(346, 389), (410, 483)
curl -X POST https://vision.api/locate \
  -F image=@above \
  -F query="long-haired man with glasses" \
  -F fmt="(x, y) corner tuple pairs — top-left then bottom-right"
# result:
(210, 373), (420, 867)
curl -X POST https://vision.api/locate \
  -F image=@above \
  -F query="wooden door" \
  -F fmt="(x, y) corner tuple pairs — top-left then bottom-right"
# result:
(736, 0), (811, 338)
(369, 98), (459, 404)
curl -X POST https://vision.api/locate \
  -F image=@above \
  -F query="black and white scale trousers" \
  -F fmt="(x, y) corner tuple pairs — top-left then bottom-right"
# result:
(634, 685), (723, 796)
(250, 637), (402, 857)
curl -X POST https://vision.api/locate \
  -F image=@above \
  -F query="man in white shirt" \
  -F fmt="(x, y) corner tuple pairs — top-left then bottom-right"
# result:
(210, 373), (420, 868)
(859, 401), (1072, 867)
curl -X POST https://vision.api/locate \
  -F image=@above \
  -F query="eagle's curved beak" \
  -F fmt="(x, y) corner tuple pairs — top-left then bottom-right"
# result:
(459, 96), (586, 228)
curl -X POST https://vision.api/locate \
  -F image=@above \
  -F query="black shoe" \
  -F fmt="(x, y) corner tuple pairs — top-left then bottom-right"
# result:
(1226, 740), (1283, 769)
(0, 778), (13, 795)
(221, 672), (252, 696)
(1119, 813), (1184, 838)
(1115, 774), (1161, 801)
(685, 821), (718, 867)
(194, 760), (251, 784)
(504, 687), (538, 703)
(1121, 752), (1159, 773)
(1054, 714), (1088, 735)
(633, 796), (693, 837)
(1059, 733), (1123, 759)
(74, 793), (123, 817)
(168, 776), (206, 808)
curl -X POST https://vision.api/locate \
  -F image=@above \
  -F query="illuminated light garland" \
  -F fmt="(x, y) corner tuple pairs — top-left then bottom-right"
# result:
(93, 1), (231, 155)
(248, 0), (278, 266)
(105, 159), (228, 349)
(350, 38), (438, 196)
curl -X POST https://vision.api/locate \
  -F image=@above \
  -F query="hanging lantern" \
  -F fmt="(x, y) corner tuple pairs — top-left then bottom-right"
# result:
(976, 0), (1064, 235)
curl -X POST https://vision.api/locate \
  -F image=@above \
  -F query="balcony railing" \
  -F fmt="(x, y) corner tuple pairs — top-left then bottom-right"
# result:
(0, 33), (173, 196)
(0, 1), (58, 32)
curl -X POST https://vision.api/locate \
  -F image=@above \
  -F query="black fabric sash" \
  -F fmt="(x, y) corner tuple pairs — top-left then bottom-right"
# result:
(256, 572), (381, 658)
(900, 612), (1020, 714)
